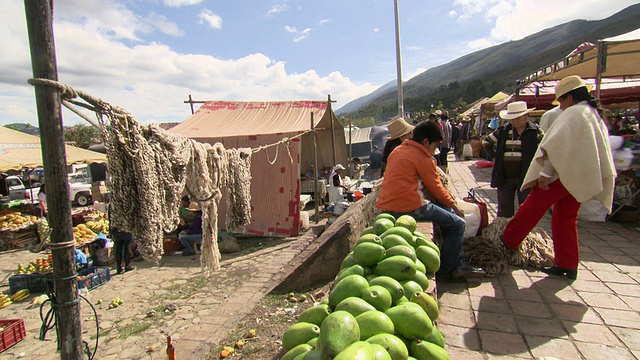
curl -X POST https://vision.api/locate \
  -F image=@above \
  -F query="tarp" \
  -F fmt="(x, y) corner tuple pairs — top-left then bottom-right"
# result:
(514, 78), (640, 110)
(0, 126), (107, 172)
(519, 28), (640, 83)
(170, 100), (348, 237)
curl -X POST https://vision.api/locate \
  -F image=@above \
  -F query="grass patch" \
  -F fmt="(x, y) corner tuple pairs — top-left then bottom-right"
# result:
(116, 320), (153, 339)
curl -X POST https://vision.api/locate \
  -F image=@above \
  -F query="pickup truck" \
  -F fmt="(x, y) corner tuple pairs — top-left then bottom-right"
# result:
(24, 173), (93, 207)
(0, 175), (28, 202)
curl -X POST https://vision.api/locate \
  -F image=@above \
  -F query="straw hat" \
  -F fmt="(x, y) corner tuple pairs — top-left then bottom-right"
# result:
(552, 75), (594, 105)
(387, 118), (415, 140)
(187, 201), (201, 212)
(333, 164), (345, 171)
(499, 101), (535, 120)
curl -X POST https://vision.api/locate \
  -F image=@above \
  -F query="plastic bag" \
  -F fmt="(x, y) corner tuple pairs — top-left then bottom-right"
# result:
(476, 160), (494, 169)
(457, 199), (481, 238)
(462, 143), (473, 158)
(578, 199), (608, 222)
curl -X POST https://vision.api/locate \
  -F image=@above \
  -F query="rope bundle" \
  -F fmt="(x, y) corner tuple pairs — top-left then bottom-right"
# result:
(28, 78), (256, 274)
(463, 217), (555, 277)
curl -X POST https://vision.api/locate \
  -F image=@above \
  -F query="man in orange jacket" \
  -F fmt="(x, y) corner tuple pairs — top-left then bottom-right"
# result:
(376, 121), (485, 282)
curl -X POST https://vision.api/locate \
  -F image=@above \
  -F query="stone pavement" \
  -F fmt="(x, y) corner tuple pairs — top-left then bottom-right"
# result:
(440, 157), (640, 359)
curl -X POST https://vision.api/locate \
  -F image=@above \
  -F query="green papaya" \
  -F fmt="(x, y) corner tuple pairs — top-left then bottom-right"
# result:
(410, 339), (450, 360)
(361, 285), (392, 312)
(366, 333), (409, 360)
(425, 327), (445, 349)
(410, 292), (439, 322)
(385, 302), (433, 340)
(334, 341), (375, 360)
(374, 256), (417, 281)
(297, 303), (331, 326)
(329, 274), (369, 308)
(356, 310), (395, 340)
(369, 276), (405, 304)
(335, 297), (376, 317)
(354, 242), (387, 267)
(416, 246), (440, 273)
(336, 264), (365, 282)
(317, 311), (360, 358)
(282, 322), (321, 352)
(371, 343), (393, 360)
(281, 343), (313, 360)
(384, 245), (417, 262)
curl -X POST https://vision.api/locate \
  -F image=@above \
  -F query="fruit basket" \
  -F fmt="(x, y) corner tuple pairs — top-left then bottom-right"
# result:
(0, 319), (26, 353)
(77, 266), (111, 291)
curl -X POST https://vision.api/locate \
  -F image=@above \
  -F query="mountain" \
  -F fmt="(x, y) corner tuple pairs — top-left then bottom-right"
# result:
(338, 3), (640, 121)
(336, 79), (397, 114)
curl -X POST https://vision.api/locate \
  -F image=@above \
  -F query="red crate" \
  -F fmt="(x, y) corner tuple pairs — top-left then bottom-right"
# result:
(0, 319), (26, 353)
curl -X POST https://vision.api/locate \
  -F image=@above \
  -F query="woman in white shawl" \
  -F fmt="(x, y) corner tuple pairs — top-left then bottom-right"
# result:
(501, 75), (616, 280)
(328, 164), (349, 204)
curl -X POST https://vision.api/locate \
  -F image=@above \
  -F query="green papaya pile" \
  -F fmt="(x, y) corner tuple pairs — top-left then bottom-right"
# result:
(279, 213), (450, 360)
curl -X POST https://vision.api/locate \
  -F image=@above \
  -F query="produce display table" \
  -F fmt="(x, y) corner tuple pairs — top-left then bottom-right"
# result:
(301, 179), (327, 201)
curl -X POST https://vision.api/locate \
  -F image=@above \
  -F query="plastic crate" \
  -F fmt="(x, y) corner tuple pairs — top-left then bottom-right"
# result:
(8, 272), (53, 295)
(77, 266), (111, 291)
(0, 319), (26, 353)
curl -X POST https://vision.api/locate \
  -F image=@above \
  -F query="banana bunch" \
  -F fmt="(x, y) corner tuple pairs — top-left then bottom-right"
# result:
(11, 289), (30, 302)
(84, 219), (109, 234)
(0, 293), (12, 309)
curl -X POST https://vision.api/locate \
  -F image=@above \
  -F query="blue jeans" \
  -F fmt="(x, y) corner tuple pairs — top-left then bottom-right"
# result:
(389, 202), (466, 276)
(179, 233), (202, 254)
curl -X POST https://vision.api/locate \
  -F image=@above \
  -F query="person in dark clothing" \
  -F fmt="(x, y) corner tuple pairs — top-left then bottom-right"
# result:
(108, 203), (136, 274)
(482, 101), (544, 217)
(179, 201), (203, 256)
(381, 118), (414, 177)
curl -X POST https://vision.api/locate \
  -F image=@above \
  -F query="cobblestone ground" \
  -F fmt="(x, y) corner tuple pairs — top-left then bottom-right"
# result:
(441, 157), (640, 360)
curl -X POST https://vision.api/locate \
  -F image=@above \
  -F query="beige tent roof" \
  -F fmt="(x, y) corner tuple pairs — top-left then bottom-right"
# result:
(522, 28), (640, 82)
(0, 126), (106, 172)
(170, 101), (330, 137)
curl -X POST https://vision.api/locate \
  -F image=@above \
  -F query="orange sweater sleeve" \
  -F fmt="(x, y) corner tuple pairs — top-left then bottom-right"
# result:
(417, 155), (456, 209)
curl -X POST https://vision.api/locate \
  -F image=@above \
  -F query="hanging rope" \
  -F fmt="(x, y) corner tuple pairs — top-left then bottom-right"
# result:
(27, 78), (255, 274)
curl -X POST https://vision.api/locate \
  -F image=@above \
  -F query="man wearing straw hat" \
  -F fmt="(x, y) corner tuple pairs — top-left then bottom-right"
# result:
(179, 201), (203, 256)
(381, 117), (414, 177)
(501, 75), (615, 280)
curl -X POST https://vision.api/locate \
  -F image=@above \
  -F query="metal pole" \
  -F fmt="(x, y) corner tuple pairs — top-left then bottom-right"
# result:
(24, 1), (83, 359)
(348, 116), (353, 164)
(311, 113), (320, 223)
(394, 0), (404, 117)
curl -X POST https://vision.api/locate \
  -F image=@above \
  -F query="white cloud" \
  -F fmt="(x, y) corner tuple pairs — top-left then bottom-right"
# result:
(285, 25), (297, 33)
(163, 0), (204, 7)
(146, 12), (184, 37)
(406, 45), (422, 51)
(293, 28), (312, 42)
(198, 9), (222, 29)
(266, 4), (288, 17)
(453, 0), (640, 53)
(319, 19), (331, 25)
(0, 1), (375, 126)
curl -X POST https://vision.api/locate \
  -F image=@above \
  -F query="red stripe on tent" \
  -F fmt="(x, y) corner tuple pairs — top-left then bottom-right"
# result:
(248, 229), (265, 236)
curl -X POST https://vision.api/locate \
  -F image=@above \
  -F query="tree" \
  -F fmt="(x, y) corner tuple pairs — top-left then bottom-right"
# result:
(64, 124), (102, 149)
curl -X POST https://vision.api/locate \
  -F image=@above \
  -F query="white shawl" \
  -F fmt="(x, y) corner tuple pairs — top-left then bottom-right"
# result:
(522, 102), (616, 212)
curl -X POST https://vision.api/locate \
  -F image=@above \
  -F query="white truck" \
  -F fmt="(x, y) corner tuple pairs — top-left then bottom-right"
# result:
(24, 172), (93, 207)
(0, 175), (28, 202)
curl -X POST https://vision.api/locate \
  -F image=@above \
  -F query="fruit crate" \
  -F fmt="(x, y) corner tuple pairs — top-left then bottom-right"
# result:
(77, 266), (111, 291)
(0, 319), (26, 353)
(8, 272), (53, 295)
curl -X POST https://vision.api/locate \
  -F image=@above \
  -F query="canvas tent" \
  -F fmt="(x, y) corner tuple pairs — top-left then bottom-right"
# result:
(0, 126), (106, 173)
(345, 125), (389, 161)
(518, 28), (640, 102)
(169, 100), (347, 237)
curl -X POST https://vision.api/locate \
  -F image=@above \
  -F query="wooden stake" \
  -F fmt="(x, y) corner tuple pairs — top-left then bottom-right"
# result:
(24, 1), (83, 358)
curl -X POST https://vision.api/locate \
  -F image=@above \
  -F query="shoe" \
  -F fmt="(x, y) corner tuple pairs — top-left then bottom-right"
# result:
(124, 265), (136, 272)
(116, 267), (124, 275)
(451, 264), (486, 279)
(541, 265), (577, 280)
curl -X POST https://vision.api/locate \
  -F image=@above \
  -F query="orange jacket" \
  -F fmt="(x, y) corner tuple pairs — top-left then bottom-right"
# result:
(376, 139), (455, 212)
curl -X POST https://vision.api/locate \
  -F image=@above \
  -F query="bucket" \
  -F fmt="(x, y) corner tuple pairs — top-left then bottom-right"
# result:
(614, 148), (634, 171)
(334, 201), (349, 215)
(300, 211), (310, 229)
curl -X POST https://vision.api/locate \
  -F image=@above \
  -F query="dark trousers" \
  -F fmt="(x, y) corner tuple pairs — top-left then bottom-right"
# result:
(496, 178), (531, 217)
(438, 147), (450, 167)
(114, 238), (132, 271)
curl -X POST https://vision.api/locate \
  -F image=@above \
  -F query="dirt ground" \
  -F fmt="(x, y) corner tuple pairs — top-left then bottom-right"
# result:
(204, 282), (333, 360)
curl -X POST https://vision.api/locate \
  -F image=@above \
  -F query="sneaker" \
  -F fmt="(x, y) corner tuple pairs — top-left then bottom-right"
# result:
(451, 264), (486, 279)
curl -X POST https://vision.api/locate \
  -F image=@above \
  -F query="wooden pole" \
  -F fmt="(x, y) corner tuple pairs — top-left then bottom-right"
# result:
(311, 113), (320, 223)
(24, 1), (83, 359)
(327, 95), (337, 166)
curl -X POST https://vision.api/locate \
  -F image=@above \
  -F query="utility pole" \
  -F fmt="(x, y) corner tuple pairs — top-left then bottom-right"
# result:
(24, 1), (83, 359)
(393, 0), (404, 117)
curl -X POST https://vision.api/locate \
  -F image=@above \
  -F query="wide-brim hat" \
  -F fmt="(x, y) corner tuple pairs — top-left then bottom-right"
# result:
(187, 201), (201, 212)
(552, 75), (594, 105)
(499, 101), (535, 120)
(387, 118), (415, 140)
(333, 164), (345, 171)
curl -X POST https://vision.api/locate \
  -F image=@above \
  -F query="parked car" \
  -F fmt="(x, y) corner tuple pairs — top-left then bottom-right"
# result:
(0, 174), (28, 201)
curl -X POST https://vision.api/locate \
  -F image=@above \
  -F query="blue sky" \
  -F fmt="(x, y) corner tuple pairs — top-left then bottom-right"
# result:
(0, 0), (637, 126)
